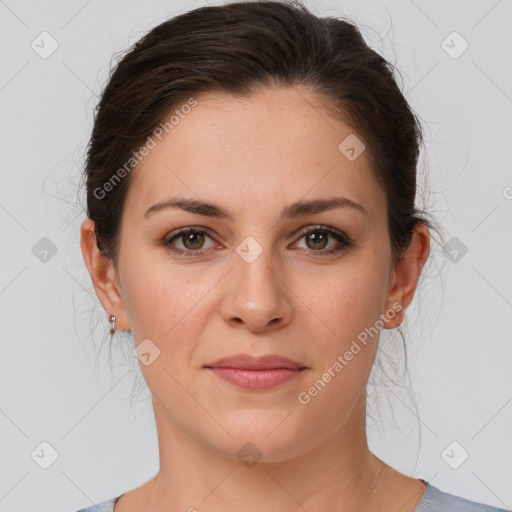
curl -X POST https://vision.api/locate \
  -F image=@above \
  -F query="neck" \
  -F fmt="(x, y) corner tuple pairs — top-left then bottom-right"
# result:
(145, 394), (384, 512)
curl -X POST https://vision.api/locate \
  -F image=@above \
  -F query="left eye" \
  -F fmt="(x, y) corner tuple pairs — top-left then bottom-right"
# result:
(163, 226), (350, 255)
(293, 226), (348, 252)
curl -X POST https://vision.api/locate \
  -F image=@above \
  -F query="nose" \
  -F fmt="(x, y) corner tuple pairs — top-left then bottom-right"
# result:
(219, 246), (294, 333)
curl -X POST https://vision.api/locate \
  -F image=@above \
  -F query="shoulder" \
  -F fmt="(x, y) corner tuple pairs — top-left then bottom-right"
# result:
(74, 495), (122, 512)
(72, 485), (509, 512)
(417, 483), (509, 512)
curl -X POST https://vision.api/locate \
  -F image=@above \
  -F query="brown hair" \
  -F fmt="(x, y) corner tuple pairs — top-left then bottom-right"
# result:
(83, 0), (438, 268)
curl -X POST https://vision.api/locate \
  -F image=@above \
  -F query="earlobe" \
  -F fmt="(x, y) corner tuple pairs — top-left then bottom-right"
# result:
(80, 218), (131, 332)
(382, 223), (430, 330)
(382, 267), (404, 329)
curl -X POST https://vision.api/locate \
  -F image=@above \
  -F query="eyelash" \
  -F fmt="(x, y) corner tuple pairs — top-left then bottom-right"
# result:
(162, 225), (352, 258)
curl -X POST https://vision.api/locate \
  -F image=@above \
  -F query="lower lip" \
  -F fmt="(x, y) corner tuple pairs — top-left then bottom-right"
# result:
(206, 367), (305, 390)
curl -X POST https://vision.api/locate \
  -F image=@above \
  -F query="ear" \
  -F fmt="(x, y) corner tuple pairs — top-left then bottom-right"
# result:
(80, 218), (131, 331)
(382, 222), (430, 329)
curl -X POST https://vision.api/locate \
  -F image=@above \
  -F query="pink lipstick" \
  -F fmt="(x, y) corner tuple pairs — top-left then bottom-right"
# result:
(205, 354), (307, 391)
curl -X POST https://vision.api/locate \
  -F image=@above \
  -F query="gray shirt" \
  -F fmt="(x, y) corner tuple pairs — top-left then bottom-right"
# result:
(74, 481), (510, 511)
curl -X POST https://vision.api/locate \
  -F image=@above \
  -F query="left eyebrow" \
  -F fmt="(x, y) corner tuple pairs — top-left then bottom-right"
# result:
(281, 197), (368, 219)
(144, 196), (368, 220)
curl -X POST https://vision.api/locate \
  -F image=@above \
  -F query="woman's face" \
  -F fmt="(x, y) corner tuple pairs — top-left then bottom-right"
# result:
(85, 86), (427, 462)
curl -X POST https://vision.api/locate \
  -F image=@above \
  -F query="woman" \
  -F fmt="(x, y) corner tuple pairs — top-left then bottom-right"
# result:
(77, 1), (507, 510)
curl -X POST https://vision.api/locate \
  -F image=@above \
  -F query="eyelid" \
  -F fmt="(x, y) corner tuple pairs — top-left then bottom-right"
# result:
(293, 224), (351, 243)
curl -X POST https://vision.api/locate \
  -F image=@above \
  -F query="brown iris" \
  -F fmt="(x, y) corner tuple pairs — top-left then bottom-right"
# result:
(182, 231), (205, 250)
(305, 231), (328, 250)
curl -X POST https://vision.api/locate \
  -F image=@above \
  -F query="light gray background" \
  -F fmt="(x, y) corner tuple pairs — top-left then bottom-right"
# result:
(1, 1), (511, 511)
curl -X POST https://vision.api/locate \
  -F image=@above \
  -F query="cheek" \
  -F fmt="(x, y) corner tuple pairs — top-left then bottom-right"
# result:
(118, 246), (220, 345)
(295, 261), (389, 349)
(117, 243), (172, 339)
(293, 269), (386, 424)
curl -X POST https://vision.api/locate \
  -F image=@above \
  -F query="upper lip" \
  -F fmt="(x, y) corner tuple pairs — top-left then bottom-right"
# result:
(205, 354), (306, 370)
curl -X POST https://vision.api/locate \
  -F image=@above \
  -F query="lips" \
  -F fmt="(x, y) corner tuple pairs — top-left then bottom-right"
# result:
(205, 354), (306, 371)
(204, 354), (307, 391)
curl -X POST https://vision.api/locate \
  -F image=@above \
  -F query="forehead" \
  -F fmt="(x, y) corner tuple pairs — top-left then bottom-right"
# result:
(125, 86), (385, 222)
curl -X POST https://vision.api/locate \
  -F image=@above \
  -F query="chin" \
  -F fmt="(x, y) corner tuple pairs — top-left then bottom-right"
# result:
(208, 414), (307, 463)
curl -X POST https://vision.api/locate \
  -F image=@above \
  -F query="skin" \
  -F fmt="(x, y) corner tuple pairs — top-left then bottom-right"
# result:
(81, 85), (430, 512)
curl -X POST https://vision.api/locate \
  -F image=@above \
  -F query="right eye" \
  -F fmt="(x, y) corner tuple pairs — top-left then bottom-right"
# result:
(163, 227), (220, 256)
